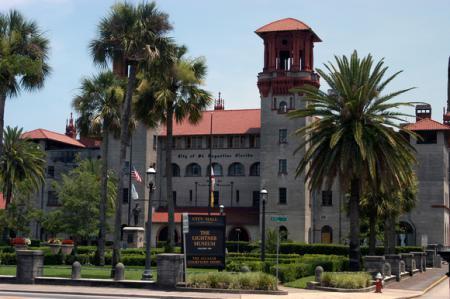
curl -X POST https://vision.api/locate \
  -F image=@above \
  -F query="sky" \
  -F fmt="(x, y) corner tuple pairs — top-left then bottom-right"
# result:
(2, 0), (450, 133)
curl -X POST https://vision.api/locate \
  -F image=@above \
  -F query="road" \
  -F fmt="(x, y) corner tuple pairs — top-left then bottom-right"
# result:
(420, 277), (450, 298)
(0, 292), (158, 299)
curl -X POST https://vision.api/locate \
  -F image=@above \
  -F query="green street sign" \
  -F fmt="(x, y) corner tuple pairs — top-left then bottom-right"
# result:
(271, 216), (288, 222)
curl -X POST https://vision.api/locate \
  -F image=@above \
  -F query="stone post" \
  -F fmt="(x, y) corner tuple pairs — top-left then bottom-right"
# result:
(385, 254), (401, 281)
(16, 250), (44, 284)
(434, 255), (442, 268)
(363, 256), (386, 278)
(425, 250), (435, 267)
(411, 252), (424, 272)
(421, 252), (427, 271)
(71, 261), (81, 279)
(114, 263), (125, 281)
(400, 253), (414, 275)
(383, 262), (391, 277)
(157, 254), (184, 288)
(315, 266), (323, 283)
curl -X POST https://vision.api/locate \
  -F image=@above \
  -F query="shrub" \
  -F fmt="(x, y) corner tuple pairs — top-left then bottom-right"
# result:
(226, 241), (259, 253)
(270, 263), (313, 283)
(187, 272), (277, 290)
(0, 252), (16, 265)
(321, 272), (372, 289)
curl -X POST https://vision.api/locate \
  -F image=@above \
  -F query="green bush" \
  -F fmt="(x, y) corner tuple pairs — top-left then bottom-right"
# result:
(270, 263), (313, 283)
(299, 254), (348, 272)
(321, 272), (372, 289)
(0, 252), (16, 264)
(226, 241), (259, 253)
(280, 243), (349, 255)
(225, 260), (264, 272)
(187, 272), (277, 290)
(0, 246), (14, 253)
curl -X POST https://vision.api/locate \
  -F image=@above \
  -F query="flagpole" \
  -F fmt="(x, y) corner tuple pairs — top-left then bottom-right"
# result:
(128, 134), (133, 226)
(208, 113), (213, 215)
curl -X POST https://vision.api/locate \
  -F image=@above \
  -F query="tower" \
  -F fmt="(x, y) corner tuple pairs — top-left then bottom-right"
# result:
(65, 113), (77, 139)
(444, 57), (450, 125)
(256, 18), (321, 242)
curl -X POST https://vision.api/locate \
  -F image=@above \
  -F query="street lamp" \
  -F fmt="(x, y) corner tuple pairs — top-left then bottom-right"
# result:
(219, 204), (225, 215)
(260, 188), (268, 261)
(142, 167), (156, 280)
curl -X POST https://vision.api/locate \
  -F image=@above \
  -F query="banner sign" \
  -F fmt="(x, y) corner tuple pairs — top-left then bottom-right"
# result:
(185, 215), (226, 268)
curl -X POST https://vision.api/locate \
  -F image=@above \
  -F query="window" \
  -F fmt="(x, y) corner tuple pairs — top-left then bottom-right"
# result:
(174, 137), (184, 149)
(173, 191), (177, 207)
(172, 163), (180, 177)
(279, 188), (287, 204)
(252, 191), (260, 207)
(227, 135), (241, 148)
(47, 191), (59, 206)
(249, 162), (260, 176)
(272, 98), (277, 110)
(321, 226), (333, 244)
(278, 188), (287, 205)
(192, 136), (203, 149)
(228, 163), (245, 176)
(213, 136), (225, 148)
(186, 163), (201, 177)
(122, 188), (129, 203)
(249, 135), (260, 148)
(207, 163), (223, 176)
(189, 190), (193, 202)
(236, 190), (240, 203)
(47, 166), (55, 178)
(279, 129), (287, 144)
(279, 226), (288, 241)
(289, 97), (295, 109)
(417, 131), (437, 144)
(279, 159), (287, 174)
(322, 190), (332, 206)
(213, 190), (219, 206)
(278, 101), (288, 113)
(153, 135), (157, 150)
(123, 161), (130, 174)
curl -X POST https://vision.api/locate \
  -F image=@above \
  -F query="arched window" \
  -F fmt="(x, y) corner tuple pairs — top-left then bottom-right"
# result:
(172, 163), (180, 177)
(249, 162), (260, 176)
(279, 226), (288, 241)
(206, 163), (223, 176)
(228, 162), (245, 176)
(397, 221), (416, 246)
(321, 226), (333, 244)
(279, 101), (288, 113)
(157, 226), (180, 244)
(186, 163), (201, 177)
(228, 227), (250, 242)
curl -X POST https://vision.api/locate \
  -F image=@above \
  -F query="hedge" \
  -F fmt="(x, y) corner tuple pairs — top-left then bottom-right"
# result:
(187, 272), (277, 290)
(321, 272), (372, 289)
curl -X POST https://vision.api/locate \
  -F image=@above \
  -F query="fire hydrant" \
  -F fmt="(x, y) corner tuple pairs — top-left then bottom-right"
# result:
(375, 272), (383, 293)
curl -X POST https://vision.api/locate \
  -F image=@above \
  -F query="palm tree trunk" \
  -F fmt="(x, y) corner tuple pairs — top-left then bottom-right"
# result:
(98, 124), (109, 266)
(112, 63), (137, 271)
(0, 90), (6, 157)
(166, 107), (175, 251)
(349, 178), (361, 271)
(384, 215), (396, 254)
(368, 209), (377, 255)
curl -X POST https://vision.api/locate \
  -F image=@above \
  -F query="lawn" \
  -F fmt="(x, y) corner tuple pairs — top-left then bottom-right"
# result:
(0, 265), (216, 280)
(285, 276), (315, 289)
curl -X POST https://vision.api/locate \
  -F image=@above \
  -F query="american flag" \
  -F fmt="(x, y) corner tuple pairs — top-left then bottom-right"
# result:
(131, 166), (142, 183)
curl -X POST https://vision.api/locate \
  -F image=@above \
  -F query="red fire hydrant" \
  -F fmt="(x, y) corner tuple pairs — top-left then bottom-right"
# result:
(375, 272), (383, 293)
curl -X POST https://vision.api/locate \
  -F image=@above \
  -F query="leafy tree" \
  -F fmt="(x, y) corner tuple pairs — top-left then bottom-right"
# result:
(53, 159), (116, 244)
(0, 126), (45, 209)
(90, 1), (172, 265)
(135, 45), (211, 250)
(289, 51), (417, 270)
(72, 71), (123, 266)
(0, 10), (50, 155)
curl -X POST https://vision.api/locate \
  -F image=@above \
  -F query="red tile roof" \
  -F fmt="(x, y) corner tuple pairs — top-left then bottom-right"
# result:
(404, 118), (450, 131)
(0, 193), (5, 209)
(22, 129), (85, 148)
(255, 18), (321, 41)
(159, 109), (261, 136)
(79, 137), (101, 148)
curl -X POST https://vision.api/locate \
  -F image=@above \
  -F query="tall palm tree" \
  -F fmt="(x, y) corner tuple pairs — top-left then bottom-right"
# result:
(0, 10), (50, 155)
(72, 71), (123, 266)
(135, 45), (211, 250)
(0, 126), (45, 209)
(89, 1), (172, 266)
(289, 51), (417, 270)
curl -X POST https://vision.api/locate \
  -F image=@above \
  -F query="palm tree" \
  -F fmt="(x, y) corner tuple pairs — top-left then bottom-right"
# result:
(0, 10), (50, 155)
(289, 51), (417, 270)
(135, 45), (211, 250)
(72, 71), (123, 266)
(89, 1), (172, 266)
(0, 126), (45, 209)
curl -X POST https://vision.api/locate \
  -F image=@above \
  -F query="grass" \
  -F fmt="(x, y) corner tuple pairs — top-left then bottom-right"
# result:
(285, 275), (315, 289)
(0, 265), (216, 280)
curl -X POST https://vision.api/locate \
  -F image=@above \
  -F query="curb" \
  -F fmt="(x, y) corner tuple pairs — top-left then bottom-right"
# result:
(397, 275), (447, 299)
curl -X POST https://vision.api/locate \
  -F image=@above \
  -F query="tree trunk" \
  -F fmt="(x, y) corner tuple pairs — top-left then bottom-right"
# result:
(349, 178), (361, 271)
(384, 215), (397, 254)
(166, 107), (175, 251)
(112, 63), (137, 272)
(368, 209), (377, 255)
(97, 124), (109, 266)
(0, 91), (6, 157)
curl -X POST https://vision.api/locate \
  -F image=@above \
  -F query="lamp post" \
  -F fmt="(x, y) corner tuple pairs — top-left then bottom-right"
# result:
(260, 189), (268, 261)
(219, 204), (225, 215)
(236, 228), (241, 253)
(142, 167), (156, 280)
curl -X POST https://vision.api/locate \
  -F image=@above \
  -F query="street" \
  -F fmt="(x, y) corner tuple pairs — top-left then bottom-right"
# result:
(0, 292), (158, 299)
(420, 277), (450, 298)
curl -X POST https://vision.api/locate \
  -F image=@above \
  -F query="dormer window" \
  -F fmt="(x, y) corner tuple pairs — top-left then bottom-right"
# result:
(279, 101), (288, 113)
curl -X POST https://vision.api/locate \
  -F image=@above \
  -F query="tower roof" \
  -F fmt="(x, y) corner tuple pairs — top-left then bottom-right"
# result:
(255, 18), (321, 41)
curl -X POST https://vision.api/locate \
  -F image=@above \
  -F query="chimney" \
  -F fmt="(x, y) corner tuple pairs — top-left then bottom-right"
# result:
(415, 104), (431, 122)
